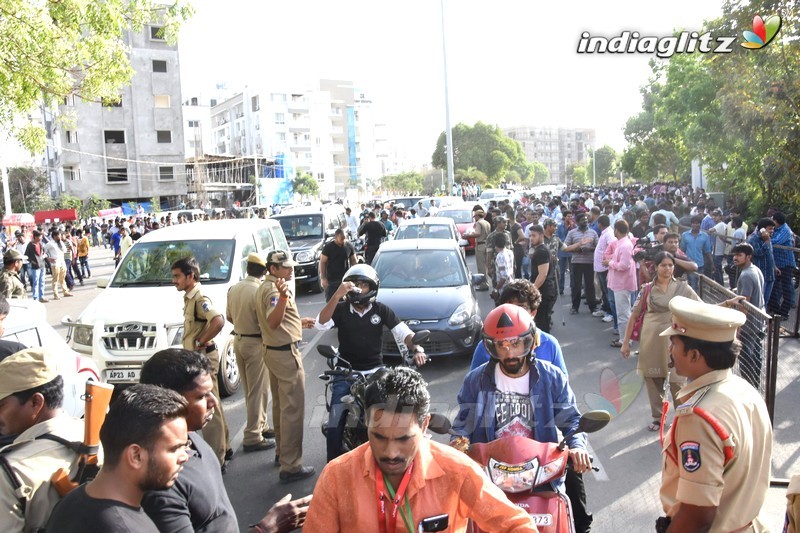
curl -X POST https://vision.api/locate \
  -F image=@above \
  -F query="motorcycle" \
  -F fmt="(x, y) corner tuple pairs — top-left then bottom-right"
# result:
(318, 330), (436, 455)
(464, 410), (611, 533)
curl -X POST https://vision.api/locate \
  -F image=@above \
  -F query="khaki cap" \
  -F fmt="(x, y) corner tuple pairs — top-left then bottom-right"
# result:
(246, 252), (266, 267)
(659, 296), (746, 343)
(0, 348), (59, 401)
(267, 250), (299, 268)
(3, 249), (23, 262)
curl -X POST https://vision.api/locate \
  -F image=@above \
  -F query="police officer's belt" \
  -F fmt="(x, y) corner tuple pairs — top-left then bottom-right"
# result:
(266, 343), (298, 351)
(234, 332), (261, 338)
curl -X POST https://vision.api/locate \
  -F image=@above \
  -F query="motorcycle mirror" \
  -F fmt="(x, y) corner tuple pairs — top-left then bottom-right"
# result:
(427, 413), (452, 435)
(318, 345), (337, 358)
(577, 410), (612, 434)
(412, 330), (430, 345)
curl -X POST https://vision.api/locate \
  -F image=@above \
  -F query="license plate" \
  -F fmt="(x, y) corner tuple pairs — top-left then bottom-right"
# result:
(531, 514), (553, 526)
(106, 368), (140, 383)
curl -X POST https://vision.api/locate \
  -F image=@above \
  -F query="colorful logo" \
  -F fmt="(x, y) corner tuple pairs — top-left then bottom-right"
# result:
(583, 368), (644, 417)
(741, 15), (782, 49)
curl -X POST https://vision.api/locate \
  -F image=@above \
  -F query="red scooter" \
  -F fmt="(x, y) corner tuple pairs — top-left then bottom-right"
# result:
(465, 411), (610, 533)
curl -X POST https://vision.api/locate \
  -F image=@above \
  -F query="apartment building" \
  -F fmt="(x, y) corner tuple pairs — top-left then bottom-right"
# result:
(44, 25), (187, 210)
(504, 126), (596, 184)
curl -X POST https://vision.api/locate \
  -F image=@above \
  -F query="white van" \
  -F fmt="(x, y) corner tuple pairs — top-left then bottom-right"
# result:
(62, 219), (290, 396)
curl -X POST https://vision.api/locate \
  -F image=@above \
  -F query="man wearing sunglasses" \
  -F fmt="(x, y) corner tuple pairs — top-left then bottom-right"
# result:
(452, 301), (593, 533)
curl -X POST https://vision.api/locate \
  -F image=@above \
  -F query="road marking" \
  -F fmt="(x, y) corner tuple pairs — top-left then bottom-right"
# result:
(301, 328), (327, 360)
(586, 439), (609, 481)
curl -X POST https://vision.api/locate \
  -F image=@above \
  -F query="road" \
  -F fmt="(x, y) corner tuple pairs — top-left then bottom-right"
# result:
(45, 246), (798, 532)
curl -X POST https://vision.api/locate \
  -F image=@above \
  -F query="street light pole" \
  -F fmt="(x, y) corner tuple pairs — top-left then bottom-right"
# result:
(592, 138), (597, 188)
(440, 0), (455, 195)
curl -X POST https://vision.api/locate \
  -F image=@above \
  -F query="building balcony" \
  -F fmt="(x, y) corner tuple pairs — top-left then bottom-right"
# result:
(58, 148), (81, 166)
(288, 120), (310, 132)
(290, 144), (311, 151)
(288, 99), (309, 113)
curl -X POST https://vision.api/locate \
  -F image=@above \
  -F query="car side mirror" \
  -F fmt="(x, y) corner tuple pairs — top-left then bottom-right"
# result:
(471, 274), (486, 286)
(458, 238), (469, 247)
(325, 229), (336, 238)
(96, 277), (109, 289)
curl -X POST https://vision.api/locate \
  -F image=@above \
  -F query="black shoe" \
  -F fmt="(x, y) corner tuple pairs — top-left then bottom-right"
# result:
(243, 439), (276, 453)
(225, 448), (234, 461)
(279, 465), (315, 484)
(475, 285), (489, 292)
(262, 429), (276, 439)
(274, 455), (280, 467)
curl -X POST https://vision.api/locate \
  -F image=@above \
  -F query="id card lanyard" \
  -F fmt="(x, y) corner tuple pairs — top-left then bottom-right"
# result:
(376, 462), (414, 533)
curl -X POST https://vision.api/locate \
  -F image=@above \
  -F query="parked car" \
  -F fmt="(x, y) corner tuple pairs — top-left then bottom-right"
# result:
(62, 219), (291, 397)
(271, 204), (349, 293)
(2, 298), (100, 417)
(393, 217), (467, 255)
(371, 239), (484, 358)
(388, 196), (427, 211)
(435, 202), (484, 251)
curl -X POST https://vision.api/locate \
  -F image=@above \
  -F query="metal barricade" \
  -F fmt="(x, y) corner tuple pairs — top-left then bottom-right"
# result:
(771, 243), (800, 339)
(696, 275), (777, 422)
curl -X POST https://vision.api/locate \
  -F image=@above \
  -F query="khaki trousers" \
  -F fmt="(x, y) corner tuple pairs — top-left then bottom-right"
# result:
(51, 264), (69, 297)
(644, 377), (683, 420)
(234, 336), (272, 445)
(263, 344), (306, 474)
(200, 348), (230, 465)
(475, 243), (489, 287)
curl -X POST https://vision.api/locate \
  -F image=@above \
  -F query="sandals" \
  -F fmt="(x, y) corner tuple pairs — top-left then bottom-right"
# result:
(610, 340), (623, 348)
(648, 421), (661, 432)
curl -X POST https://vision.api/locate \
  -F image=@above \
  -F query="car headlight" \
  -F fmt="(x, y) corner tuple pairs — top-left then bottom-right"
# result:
(296, 251), (314, 263)
(72, 325), (93, 346)
(448, 302), (473, 326)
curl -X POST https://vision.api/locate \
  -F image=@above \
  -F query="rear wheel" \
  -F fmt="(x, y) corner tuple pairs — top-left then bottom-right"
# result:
(217, 336), (240, 397)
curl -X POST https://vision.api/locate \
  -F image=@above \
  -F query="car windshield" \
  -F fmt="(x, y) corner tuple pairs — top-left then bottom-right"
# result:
(278, 215), (323, 239)
(374, 249), (467, 288)
(438, 210), (472, 224)
(394, 224), (453, 240)
(111, 240), (236, 286)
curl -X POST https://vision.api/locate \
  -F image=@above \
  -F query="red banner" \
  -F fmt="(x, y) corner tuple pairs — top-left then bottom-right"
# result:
(34, 208), (78, 224)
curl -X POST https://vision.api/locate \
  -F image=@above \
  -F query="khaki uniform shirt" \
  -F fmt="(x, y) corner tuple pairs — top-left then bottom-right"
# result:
(660, 369), (772, 532)
(0, 270), (26, 299)
(226, 276), (262, 335)
(787, 474), (800, 533)
(255, 274), (302, 345)
(473, 219), (490, 245)
(182, 284), (223, 350)
(0, 413), (84, 532)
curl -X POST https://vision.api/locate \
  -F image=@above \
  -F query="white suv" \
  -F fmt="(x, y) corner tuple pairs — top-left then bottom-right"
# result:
(63, 219), (290, 396)
(2, 299), (100, 417)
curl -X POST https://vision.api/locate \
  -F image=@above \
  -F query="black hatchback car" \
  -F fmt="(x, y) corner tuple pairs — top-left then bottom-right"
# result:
(371, 239), (485, 358)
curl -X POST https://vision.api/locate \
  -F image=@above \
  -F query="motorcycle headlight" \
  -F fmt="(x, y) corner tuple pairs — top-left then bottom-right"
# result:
(448, 301), (473, 326)
(72, 325), (93, 346)
(296, 251), (314, 263)
(486, 457), (538, 493)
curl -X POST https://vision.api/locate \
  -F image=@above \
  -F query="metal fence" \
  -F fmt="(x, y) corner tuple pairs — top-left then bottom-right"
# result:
(770, 243), (800, 339)
(696, 275), (778, 421)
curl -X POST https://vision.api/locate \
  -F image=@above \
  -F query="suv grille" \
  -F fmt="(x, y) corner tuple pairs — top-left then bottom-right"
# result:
(103, 323), (157, 351)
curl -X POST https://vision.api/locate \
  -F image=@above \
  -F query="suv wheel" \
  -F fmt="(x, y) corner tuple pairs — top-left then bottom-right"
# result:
(217, 336), (240, 397)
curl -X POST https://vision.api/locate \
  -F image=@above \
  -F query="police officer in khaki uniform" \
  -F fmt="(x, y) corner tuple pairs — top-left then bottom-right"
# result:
(0, 348), (84, 532)
(0, 250), (27, 299)
(171, 256), (230, 466)
(463, 207), (490, 290)
(255, 251), (316, 483)
(226, 252), (275, 453)
(787, 474), (800, 533)
(658, 296), (772, 532)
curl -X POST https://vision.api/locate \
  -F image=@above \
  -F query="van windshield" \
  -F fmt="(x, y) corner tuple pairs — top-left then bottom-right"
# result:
(277, 215), (323, 240)
(111, 240), (236, 286)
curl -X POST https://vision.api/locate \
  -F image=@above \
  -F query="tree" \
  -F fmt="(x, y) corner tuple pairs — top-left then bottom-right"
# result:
(0, 1), (193, 152)
(5, 167), (49, 214)
(432, 122), (532, 183)
(586, 145), (618, 185)
(380, 172), (424, 194)
(530, 161), (549, 186)
(292, 172), (319, 199)
(82, 194), (111, 219)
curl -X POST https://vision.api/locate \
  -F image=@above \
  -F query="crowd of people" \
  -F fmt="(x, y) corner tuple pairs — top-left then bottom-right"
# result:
(0, 183), (797, 531)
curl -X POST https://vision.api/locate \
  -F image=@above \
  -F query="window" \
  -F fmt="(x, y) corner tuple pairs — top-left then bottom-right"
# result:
(62, 95), (74, 106)
(271, 93), (286, 102)
(256, 228), (274, 253)
(317, 172), (325, 182)
(277, 132), (286, 141)
(159, 166), (174, 181)
(64, 166), (80, 181)
(102, 96), (122, 107)
(251, 95), (260, 111)
(150, 26), (165, 41)
(65, 130), (78, 144)
(107, 168), (128, 183)
(156, 130), (172, 143)
(188, 120), (199, 128)
(152, 60), (167, 73)
(104, 130), (125, 144)
(275, 113), (285, 125)
(154, 95), (170, 108)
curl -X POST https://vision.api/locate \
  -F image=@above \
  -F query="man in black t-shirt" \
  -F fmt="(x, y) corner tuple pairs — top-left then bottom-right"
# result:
(528, 225), (557, 333)
(315, 264), (426, 461)
(357, 212), (386, 265)
(319, 228), (356, 302)
(47, 385), (189, 533)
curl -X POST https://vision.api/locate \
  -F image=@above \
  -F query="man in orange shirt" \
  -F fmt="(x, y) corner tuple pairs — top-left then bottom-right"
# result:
(303, 367), (537, 533)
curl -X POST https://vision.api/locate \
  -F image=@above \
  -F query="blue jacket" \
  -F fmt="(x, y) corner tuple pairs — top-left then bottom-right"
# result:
(748, 232), (775, 282)
(453, 359), (586, 453)
(469, 333), (567, 376)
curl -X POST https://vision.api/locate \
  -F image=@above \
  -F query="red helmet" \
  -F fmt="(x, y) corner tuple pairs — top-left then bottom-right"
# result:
(482, 304), (536, 359)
